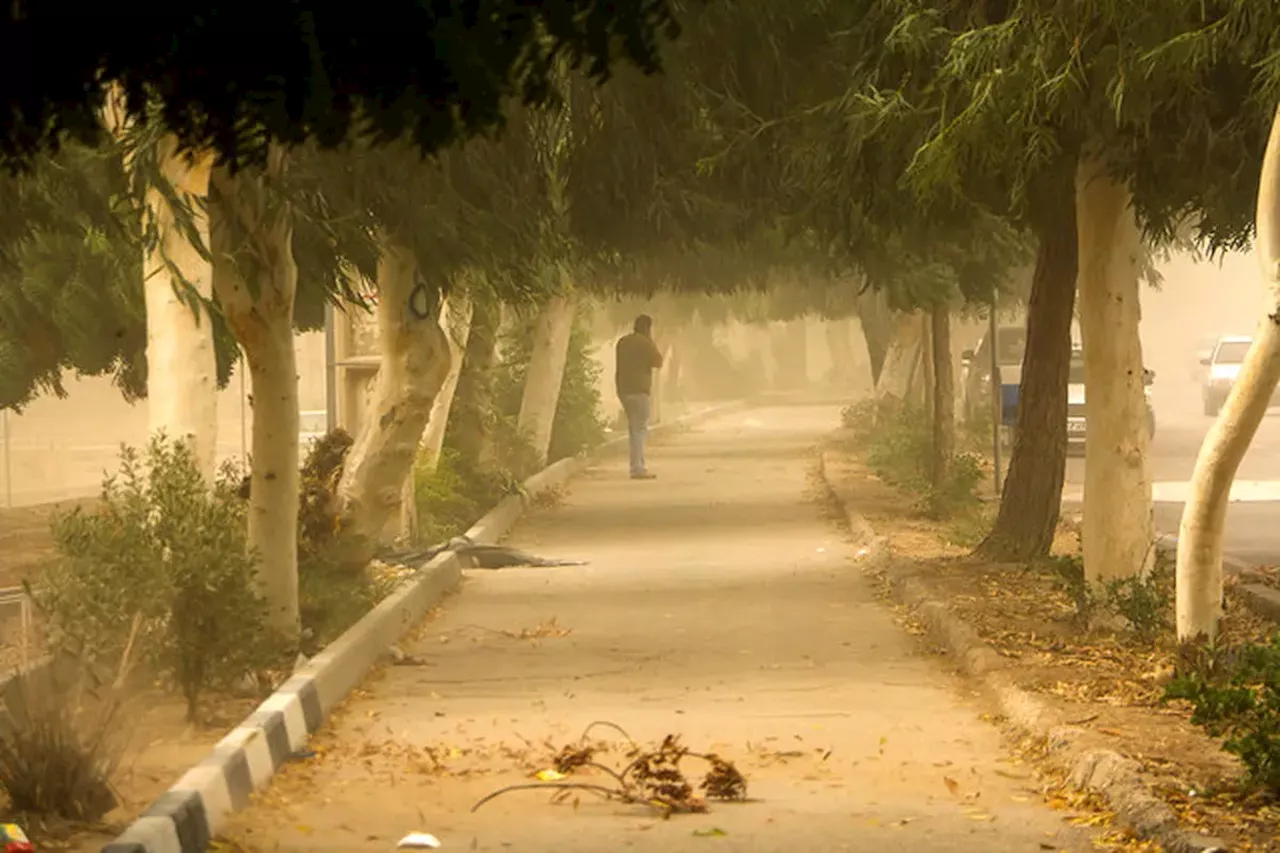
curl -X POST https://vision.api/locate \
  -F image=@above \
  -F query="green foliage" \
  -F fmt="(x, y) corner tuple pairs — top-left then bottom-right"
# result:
(1166, 635), (1280, 794)
(1044, 554), (1093, 626)
(33, 436), (284, 721)
(0, 670), (120, 820)
(842, 399), (982, 519)
(292, 429), (393, 651)
(3, 2), (684, 172)
(493, 308), (607, 464)
(413, 448), (515, 546)
(1104, 560), (1173, 643)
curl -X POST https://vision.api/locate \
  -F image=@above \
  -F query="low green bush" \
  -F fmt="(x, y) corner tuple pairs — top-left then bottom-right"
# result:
(412, 447), (515, 545)
(841, 399), (982, 519)
(33, 436), (285, 722)
(293, 429), (395, 651)
(1166, 635), (1280, 794)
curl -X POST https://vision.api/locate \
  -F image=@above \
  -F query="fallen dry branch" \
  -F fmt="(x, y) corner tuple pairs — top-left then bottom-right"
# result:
(471, 724), (748, 818)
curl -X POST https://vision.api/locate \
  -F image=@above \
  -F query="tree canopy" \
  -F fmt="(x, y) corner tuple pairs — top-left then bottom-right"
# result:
(1, 0), (684, 172)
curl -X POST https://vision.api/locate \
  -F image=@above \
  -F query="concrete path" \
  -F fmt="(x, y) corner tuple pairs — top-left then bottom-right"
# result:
(224, 405), (1095, 852)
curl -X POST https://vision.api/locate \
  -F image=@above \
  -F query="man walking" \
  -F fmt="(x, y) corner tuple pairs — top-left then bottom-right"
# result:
(615, 314), (664, 479)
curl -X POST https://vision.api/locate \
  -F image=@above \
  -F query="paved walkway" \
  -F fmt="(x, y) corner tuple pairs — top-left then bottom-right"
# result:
(225, 405), (1095, 852)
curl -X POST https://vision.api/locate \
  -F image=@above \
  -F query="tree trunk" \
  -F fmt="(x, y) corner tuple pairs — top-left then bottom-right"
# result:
(450, 297), (500, 470)
(856, 286), (893, 386)
(209, 152), (300, 640)
(771, 320), (808, 390)
(418, 294), (474, 468)
(1076, 158), (1154, 585)
(338, 234), (451, 552)
(930, 308), (955, 495)
(399, 294), (474, 540)
(1177, 105), (1280, 643)
(921, 313), (936, 426)
(975, 183), (1078, 561)
(876, 312), (925, 405)
(825, 319), (858, 387)
(516, 291), (577, 467)
(146, 140), (219, 478)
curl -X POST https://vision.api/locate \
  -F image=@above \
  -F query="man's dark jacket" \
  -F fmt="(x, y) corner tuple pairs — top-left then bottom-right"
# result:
(615, 332), (664, 397)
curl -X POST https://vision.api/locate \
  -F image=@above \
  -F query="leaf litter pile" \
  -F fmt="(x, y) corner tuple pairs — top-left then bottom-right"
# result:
(473, 721), (748, 818)
(825, 442), (1280, 850)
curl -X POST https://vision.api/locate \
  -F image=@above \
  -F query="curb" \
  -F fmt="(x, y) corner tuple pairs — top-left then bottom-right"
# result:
(101, 400), (748, 853)
(817, 448), (1230, 853)
(1153, 532), (1280, 625)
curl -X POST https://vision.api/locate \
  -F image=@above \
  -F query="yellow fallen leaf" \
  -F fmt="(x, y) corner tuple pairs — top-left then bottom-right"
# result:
(943, 776), (961, 797)
(536, 769), (567, 782)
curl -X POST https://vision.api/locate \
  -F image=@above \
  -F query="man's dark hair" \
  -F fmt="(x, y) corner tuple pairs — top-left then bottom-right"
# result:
(634, 314), (653, 334)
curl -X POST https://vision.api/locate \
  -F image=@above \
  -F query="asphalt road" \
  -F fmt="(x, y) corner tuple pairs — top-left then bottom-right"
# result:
(1062, 401), (1280, 568)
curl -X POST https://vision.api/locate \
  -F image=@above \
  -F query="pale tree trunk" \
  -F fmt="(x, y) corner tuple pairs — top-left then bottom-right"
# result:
(338, 234), (451, 552)
(825, 319), (858, 387)
(104, 93), (219, 478)
(921, 313), (936, 426)
(209, 150), (300, 640)
(517, 290), (577, 467)
(145, 140), (219, 478)
(930, 308), (955, 499)
(399, 295), (473, 539)
(855, 286), (893, 386)
(771, 320), (809, 390)
(452, 298), (501, 470)
(876, 312), (926, 405)
(1076, 158), (1154, 586)
(1177, 105), (1280, 643)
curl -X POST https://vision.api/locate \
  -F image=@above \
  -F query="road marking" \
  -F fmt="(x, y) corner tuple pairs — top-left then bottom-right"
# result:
(1061, 480), (1280, 504)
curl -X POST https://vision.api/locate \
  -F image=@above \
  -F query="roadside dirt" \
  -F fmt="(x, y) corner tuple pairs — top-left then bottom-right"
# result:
(0, 498), (95, 589)
(824, 434), (1280, 851)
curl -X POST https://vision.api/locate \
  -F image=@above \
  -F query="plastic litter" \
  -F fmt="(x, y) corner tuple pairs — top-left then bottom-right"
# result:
(397, 832), (442, 849)
(0, 823), (34, 853)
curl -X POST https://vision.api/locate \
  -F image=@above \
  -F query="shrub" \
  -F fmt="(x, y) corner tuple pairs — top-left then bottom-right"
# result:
(1046, 553), (1093, 626)
(842, 399), (981, 518)
(293, 429), (393, 651)
(413, 447), (511, 545)
(0, 667), (120, 820)
(1166, 635), (1280, 794)
(1104, 557), (1173, 642)
(493, 309), (606, 465)
(33, 436), (284, 721)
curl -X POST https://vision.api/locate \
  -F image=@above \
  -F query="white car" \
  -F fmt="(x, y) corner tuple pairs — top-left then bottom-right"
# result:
(1201, 335), (1268, 416)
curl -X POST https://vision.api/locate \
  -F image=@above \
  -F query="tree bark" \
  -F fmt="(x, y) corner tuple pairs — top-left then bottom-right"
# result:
(450, 297), (500, 470)
(399, 294), (473, 540)
(771, 320), (809, 390)
(975, 185), (1078, 561)
(876, 312), (925, 406)
(418, 294), (474, 468)
(930, 308), (955, 495)
(338, 234), (451, 552)
(516, 290), (577, 467)
(825, 319), (858, 387)
(855, 286), (893, 386)
(145, 139), (219, 478)
(1177, 104), (1280, 643)
(1076, 157), (1154, 585)
(209, 151), (300, 640)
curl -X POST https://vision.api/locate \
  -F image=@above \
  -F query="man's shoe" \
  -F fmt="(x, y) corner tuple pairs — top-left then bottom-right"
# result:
(630, 471), (657, 480)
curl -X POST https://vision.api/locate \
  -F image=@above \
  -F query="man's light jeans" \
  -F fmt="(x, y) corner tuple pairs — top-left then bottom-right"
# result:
(620, 393), (651, 476)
